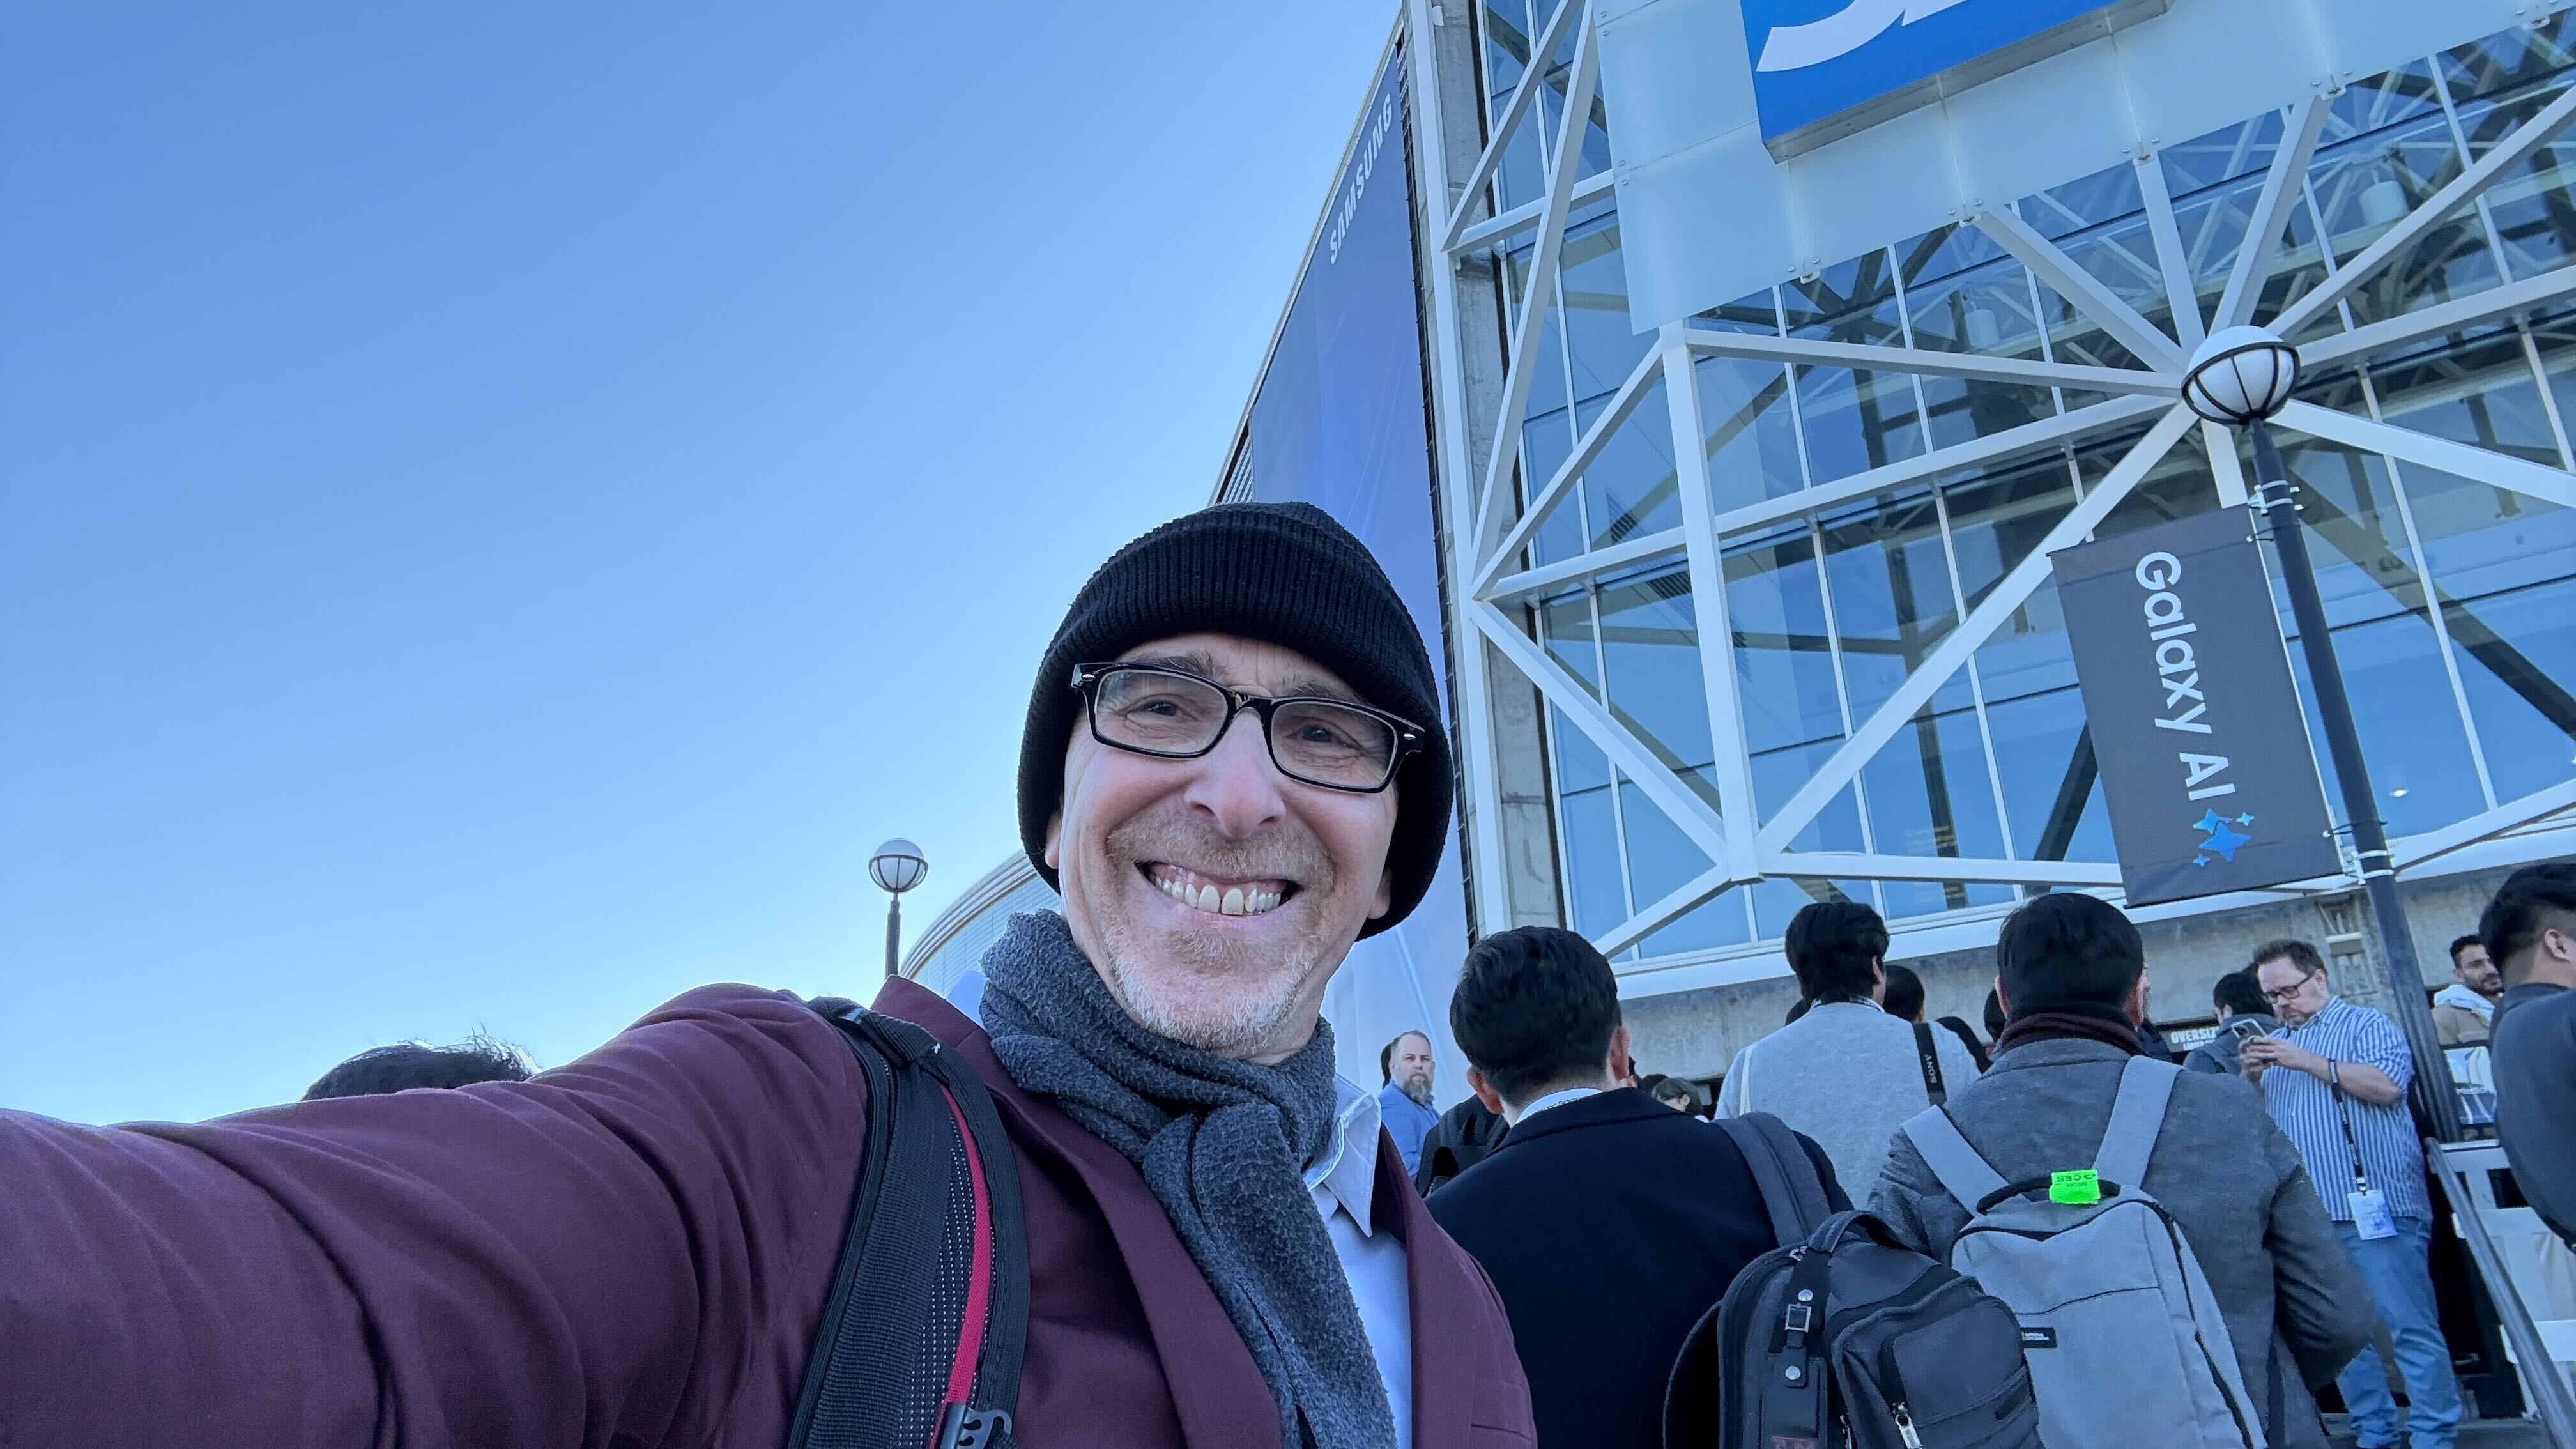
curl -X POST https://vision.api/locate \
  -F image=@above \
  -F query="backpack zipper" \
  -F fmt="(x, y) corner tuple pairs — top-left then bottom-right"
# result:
(1893, 1403), (1923, 1449)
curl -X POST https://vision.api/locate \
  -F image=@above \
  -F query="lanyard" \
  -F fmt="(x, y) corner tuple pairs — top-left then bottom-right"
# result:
(2327, 1058), (2372, 1194)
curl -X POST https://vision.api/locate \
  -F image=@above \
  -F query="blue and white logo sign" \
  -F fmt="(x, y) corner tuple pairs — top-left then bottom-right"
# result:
(1740, 0), (2159, 153)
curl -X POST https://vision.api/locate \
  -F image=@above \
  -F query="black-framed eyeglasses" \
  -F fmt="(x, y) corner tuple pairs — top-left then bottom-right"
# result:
(1070, 661), (1424, 793)
(2262, 967), (2322, 1004)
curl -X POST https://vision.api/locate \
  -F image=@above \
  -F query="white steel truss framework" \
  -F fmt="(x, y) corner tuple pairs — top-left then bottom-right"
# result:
(1414, 0), (2576, 979)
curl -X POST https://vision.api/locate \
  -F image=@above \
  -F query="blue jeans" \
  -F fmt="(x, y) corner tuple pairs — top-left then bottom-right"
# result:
(2333, 1216), (2463, 1449)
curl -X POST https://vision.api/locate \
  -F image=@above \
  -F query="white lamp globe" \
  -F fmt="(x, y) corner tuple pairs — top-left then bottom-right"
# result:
(2182, 325), (2301, 426)
(869, 838), (929, 895)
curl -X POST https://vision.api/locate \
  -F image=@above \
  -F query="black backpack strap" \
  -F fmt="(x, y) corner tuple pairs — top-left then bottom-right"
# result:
(1715, 1111), (1832, 1246)
(1912, 1020), (1949, 1107)
(788, 1006), (1029, 1449)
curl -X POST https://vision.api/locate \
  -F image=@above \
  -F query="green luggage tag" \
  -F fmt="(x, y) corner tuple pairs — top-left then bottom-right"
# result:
(2050, 1169), (2101, 1205)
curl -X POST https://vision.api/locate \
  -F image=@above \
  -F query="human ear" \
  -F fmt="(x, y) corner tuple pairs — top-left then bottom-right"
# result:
(1043, 811), (1064, 871)
(1466, 1065), (1503, 1116)
(1368, 866), (1393, 920)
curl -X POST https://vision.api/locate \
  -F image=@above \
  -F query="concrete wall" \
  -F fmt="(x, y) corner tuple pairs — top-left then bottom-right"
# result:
(1625, 866), (2528, 1083)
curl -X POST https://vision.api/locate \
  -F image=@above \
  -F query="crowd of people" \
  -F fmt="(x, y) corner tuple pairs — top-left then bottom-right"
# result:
(3, 500), (2572, 1449)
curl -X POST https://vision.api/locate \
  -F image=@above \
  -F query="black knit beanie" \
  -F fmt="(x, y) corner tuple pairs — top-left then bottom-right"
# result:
(1018, 502), (1453, 938)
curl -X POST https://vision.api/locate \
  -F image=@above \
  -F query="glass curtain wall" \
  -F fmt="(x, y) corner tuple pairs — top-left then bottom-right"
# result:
(1466, 5), (2576, 968)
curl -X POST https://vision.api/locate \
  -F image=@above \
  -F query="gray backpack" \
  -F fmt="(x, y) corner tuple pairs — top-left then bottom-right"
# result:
(1898, 1057), (2264, 1449)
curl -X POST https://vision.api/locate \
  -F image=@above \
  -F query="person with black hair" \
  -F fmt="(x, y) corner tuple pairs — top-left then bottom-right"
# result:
(1429, 927), (1844, 1449)
(1649, 1076), (1699, 1114)
(2430, 933), (2503, 1047)
(1881, 962), (1926, 1023)
(1713, 900), (1977, 1193)
(2481, 861), (2576, 1248)
(1873, 893), (2370, 1449)
(2183, 968), (2278, 1076)
(302, 1038), (535, 1100)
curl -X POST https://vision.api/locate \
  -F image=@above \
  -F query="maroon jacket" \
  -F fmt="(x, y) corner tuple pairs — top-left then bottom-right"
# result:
(1, 978), (1534, 1449)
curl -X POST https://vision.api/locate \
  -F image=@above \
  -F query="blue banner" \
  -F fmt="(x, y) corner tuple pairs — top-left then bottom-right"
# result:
(1740, 0), (2135, 144)
(1241, 46), (1469, 1098)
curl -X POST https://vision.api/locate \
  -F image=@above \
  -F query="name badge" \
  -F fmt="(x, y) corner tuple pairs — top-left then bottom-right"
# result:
(2349, 1188), (2398, 1241)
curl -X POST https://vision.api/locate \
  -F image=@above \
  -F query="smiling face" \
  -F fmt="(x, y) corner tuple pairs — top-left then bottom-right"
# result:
(1044, 632), (1400, 1064)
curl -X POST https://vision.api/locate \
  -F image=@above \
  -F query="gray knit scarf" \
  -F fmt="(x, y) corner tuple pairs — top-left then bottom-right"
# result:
(977, 910), (1398, 1449)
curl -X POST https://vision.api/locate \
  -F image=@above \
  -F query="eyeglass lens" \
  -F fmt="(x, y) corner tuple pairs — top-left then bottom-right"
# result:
(1091, 668), (1397, 790)
(2264, 970), (2317, 1002)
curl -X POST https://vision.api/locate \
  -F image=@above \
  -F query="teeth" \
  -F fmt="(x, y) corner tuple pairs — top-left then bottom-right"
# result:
(1151, 870), (1288, 917)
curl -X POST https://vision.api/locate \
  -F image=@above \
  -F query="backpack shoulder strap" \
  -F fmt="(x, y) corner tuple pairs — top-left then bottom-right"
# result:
(790, 1005), (1029, 1449)
(2092, 1054), (2181, 1190)
(1899, 1104), (2007, 1213)
(1715, 1111), (1833, 1245)
(1912, 1020), (1949, 1107)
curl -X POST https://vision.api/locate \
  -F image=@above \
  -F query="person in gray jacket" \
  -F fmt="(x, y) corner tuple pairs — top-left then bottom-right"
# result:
(1871, 893), (2372, 1449)
(2183, 967), (2278, 1077)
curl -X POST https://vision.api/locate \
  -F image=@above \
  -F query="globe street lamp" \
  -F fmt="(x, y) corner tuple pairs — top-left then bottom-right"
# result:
(2181, 326), (2460, 1142)
(869, 838), (929, 981)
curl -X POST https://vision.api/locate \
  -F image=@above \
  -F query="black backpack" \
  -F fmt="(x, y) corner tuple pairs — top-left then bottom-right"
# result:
(1664, 1113), (2041, 1449)
(787, 1004), (1030, 1449)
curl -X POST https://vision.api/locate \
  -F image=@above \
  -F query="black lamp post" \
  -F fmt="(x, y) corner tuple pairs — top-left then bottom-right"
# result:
(869, 838), (929, 981)
(2180, 326), (2462, 1142)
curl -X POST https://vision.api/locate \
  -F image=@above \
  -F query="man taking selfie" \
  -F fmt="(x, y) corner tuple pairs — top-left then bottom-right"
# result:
(0, 502), (1533, 1449)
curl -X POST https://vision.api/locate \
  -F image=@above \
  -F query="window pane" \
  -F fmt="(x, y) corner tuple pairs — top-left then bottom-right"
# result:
(2284, 611), (2487, 833)
(1551, 705), (1611, 793)
(1986, 687), (2116, 862)
(1580, 378), (1682, 549)
(1538, 590), (1598, 694)
(1820, 490), (1971, 720)
(1906, 257), (2058, 447)
(1561, 213), (1652, 403)
(1698, 355), (1804, 514)
(2158, 111), (2287, 199)
(1643, 887), (1753, 959)
(1752, 739), (1867, 845)
(2370, 328), (2561, 467)
(2090, 427), (2219, 540)
(1726, 529), (1845, 755)
(2442, 576), (2576, 802)
(2303, 112), (2497, 332)
(1943, 452), (2081, 617)
(2273, 433), (2434, 630)
(1620, 775), (1750, 956)
(1598, 566), (1717, 792)
(1861, 707), (2015, 919)
(1558, 783), (1628, 938)
(1786, 252), (1928, 483)
(1522, 410), (1587, 565)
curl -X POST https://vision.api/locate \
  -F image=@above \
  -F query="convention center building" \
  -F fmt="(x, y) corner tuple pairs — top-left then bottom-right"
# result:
(912, 0), (2576, 1092)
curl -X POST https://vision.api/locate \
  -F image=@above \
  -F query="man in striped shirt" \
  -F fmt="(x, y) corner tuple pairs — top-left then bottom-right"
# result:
(2245, 939), (2462, 1449)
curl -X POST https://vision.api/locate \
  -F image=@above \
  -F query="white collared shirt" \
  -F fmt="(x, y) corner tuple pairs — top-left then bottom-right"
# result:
(1307, 1076), (1413, 1449)
(1510, 1085), (1604, 1125)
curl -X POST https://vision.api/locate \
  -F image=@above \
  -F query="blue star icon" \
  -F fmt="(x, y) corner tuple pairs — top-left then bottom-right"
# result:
(2200, 820), (2253, 862)
(2193, 809), (2230, 834)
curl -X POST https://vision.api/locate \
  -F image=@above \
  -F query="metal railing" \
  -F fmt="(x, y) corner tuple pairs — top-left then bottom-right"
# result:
(2428, 1138), (2576, 1446)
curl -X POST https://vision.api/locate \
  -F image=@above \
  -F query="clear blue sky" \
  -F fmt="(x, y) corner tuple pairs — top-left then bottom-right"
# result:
(0, 4), (1402, 1124)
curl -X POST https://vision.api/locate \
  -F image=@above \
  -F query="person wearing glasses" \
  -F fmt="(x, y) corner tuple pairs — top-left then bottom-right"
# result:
(2244, 939), (2462, 1449)
(0, 502), (1535, 1449)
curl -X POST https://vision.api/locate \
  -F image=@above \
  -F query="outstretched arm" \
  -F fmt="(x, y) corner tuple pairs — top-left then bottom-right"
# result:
(0, 985), (870, 1449)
